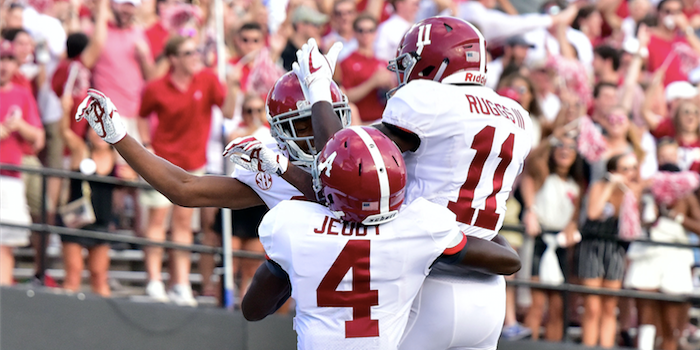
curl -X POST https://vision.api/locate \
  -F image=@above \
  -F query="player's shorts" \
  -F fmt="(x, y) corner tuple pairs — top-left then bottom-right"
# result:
(624, 246), (694, 294)
(0, 176), (32, 247)
(139, 167), (205, 208)
(399, 272), (506, 350)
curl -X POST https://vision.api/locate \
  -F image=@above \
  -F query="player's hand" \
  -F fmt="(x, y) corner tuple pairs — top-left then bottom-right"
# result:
(292, 38), (342, 104)
(75, 89), (127, 144)
(224, 136), (289, 176)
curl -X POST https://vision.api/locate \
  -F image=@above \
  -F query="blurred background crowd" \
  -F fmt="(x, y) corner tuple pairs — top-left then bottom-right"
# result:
(5, 0), (700, 348)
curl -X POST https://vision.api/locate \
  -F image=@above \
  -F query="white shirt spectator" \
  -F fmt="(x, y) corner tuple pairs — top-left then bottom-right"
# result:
(539, 92), (561, 122)
(374, 14), (412, 62)
(640, 130), (658, 179)
(457, 1), (553, 43)
(486, 57), (504, 90)
(523, 27), (594, 71)
(22, 6), (66, 57)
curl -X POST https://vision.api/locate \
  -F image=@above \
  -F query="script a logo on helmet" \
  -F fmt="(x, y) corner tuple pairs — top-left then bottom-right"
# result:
(318, 151), (338, 177)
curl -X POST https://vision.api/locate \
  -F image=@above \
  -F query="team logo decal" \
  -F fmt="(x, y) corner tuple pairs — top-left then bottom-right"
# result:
(255, 173), (273, 190)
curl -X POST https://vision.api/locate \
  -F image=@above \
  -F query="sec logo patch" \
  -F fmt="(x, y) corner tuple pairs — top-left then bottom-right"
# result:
(255, 173), (273, 190)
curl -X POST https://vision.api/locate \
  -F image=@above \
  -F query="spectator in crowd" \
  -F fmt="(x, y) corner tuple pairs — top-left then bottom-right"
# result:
(53, 0), (113, 297)
(338, 13), (394, 125)
(145, 0), (183, 62)
(647, 100), (700, 172)
(620, 0), (652, 41)
(521, 135), (584, 341)
(524, 1), (594, 71)
(91, 0), (155, 172)
(572, 5), (604, 47)
(229, 22), (265, 94)
(0, 40), (44, 286)
(137, 35), (237, 306)
(374, 0), (419, 62)
(590, 105), (646, 182)
(221, 92), (270, 300)
(486, 35), (533, 90)
(579, 152), (642, 348)
(280, 6), (327, 71)
(593, 45), (622, 84)
(648, 0), (700, 86)
(626, 160), (698, 350)
(321, 0), (357, 60)
(457, 0), (578, 43)
(529, 60), (562, 122)
(498, 73), (546, 145)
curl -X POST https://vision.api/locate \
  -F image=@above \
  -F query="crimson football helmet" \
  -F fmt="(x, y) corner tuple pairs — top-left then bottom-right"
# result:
(315, 126), (407, 225)
(388, 16), (487, 96)
(267, 71), (351, 168)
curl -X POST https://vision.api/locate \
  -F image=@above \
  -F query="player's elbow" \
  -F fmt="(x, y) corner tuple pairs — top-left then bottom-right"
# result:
(241, 297), (269, 322)
(500, 255), (521, 276)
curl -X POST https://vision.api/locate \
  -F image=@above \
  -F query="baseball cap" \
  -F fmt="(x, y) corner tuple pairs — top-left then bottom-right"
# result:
(112, 0), (141, 6)
(665, 81), (698, 102)
(506, 36), (535, 49)
(0, 41), (15, 59)
(292, 6), (328, 25)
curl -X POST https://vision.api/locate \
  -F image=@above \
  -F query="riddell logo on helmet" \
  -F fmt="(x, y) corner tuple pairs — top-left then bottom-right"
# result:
(464, 72), (486, 85)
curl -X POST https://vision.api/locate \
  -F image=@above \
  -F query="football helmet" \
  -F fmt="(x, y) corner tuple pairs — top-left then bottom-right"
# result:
(315, 126), (407, 225)
(267, 71), (351, 168)
(388, 16), (487, 96)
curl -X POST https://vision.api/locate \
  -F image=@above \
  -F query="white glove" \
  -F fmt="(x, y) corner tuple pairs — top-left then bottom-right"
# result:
(224, 136), (289, 176)
(292, 39), (343, 104)
(75, 89), (127, 144)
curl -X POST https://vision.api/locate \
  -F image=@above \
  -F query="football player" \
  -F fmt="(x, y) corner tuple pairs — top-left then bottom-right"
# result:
(240, 126), (521, 350)
(289, 16), (533, 350)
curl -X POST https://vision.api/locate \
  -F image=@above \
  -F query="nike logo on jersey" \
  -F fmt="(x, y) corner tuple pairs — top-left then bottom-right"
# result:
(465, 94), (527, 130)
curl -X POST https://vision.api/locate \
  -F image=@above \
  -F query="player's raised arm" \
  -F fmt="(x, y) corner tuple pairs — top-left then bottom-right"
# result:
(76, 90), (264, 209)
(292, 39), (345, 151)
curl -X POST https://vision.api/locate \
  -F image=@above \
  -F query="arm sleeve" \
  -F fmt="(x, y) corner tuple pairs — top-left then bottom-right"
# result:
(650, 117), (676, 139)
(458, 3), (553, 43)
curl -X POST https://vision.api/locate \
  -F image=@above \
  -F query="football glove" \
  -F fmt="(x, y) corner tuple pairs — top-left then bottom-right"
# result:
(292, 39), (342, 104)
(224, 136), (289, 176)
(75, 89), (127, 144)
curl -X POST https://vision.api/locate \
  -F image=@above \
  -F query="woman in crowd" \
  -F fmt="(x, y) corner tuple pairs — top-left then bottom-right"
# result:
(521, 135), (585, 341)
(578, 152), (642, 348)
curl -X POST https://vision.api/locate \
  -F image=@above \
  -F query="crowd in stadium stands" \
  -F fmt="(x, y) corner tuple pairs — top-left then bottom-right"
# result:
(5, 0), (700, 347)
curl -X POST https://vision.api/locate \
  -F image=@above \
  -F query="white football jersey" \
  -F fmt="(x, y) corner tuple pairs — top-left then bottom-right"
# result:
(383, 80), (533, 240)
(259, 198), (466, 350)
(231, 138), (304, 208)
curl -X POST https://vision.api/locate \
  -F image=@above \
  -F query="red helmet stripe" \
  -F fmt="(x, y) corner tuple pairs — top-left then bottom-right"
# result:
(349, 126), (390, 214)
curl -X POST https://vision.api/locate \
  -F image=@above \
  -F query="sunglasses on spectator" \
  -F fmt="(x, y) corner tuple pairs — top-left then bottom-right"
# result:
(355, 27), (376, 34)
(244, 107), (264, 114)
(682, 109), (700, 115)
(178, 50), (198, 57)
(241, 37), (261, 43)
(334, 9), (355, 17)
(620, 165), (638, 172)
(661, 8), (682, 15)
(554, 143), (577, 150)
(512, 85), (527, 94)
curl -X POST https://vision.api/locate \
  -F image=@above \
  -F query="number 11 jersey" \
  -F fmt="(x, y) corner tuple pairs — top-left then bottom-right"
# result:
(382, 80), (533, 240)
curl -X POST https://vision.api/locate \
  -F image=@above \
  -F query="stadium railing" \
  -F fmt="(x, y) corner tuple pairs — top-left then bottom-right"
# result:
(2, 162), (700, 340)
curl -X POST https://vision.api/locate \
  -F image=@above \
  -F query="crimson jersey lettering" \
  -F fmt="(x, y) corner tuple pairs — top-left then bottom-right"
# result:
(465, 94), (526, 131)
(314, 216), (380, 236)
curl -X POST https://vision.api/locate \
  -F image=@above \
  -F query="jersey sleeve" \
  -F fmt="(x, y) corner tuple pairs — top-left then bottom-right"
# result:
(382, 81), (437, 147)
(258, 201), (293, 273)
